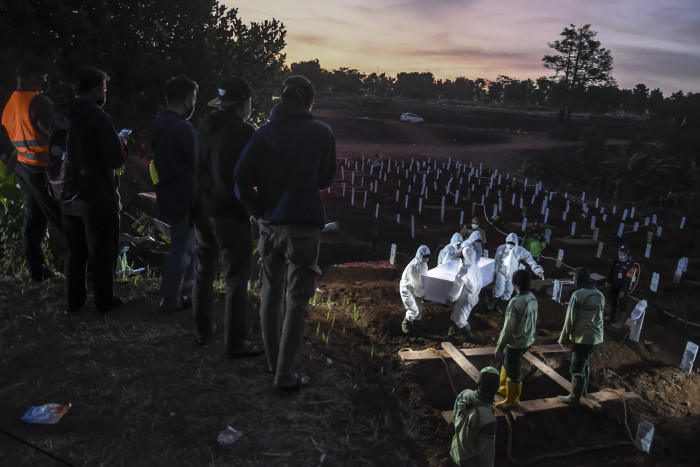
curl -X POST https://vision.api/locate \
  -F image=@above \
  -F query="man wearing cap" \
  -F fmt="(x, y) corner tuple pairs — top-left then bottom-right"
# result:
(191, 76), (263, 356)
(235, 75), (336, 392)
(557, 267), (604, 405)
(450, 366), (500, 466)
(150, 76), (198, 312)
(1, 58), (64, 281)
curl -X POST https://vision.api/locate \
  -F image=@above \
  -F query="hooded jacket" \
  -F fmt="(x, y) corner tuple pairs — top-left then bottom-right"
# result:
(494, 233), (543, 279)
(195, 108), (255, 219)
(234, 102), (336, 227)
(59, 97), (126, 216)
(438, 232), (464, 265)
(559, 283), (605, 346)
(400, 245), (430, 298)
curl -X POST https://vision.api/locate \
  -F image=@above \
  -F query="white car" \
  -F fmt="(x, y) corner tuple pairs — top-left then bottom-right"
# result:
(400, 112), (424, 123)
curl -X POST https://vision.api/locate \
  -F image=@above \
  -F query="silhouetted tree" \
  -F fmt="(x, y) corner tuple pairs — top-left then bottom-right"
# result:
(543, 24), (614, 124)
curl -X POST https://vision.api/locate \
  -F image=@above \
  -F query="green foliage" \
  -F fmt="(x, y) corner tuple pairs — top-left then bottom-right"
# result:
(0, 174), (26, 275)
(1, 0), (287, 129)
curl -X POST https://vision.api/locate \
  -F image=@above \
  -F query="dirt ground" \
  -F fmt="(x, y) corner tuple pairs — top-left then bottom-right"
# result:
(1, 106), (699, 466)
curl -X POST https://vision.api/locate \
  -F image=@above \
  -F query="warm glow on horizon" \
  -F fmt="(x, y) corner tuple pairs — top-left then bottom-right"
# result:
(224, 0), (700, 96)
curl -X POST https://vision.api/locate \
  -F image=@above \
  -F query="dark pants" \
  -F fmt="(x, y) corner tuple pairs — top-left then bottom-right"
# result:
(503, 346), (528, 383)
(63, 210), (119, 312)
(570, 343), (600, 378)
(258, 222), (321, 387)
(609, 286), (628, 322)
(193, 216), (252, 352)
(14, 163), (64, 279)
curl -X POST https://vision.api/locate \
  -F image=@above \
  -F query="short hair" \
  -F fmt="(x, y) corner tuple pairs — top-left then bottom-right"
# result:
(165, 76), (198, 104)
(71, 66), (109, 95)
(574, 267), (592, 285)
(281, 75), (315, 108)
(512, 269), (531, 292)
(17, 58), (49, 78)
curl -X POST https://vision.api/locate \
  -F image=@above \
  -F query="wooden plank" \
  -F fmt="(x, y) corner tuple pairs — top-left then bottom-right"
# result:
(441, 342), (481, 382)
(523, 352), (601, 411)
(399, 344), (568, 362)
(440, 390), (639, 423)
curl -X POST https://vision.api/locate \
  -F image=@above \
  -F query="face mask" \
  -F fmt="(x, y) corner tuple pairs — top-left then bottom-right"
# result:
(619, 253), (628, 261)
(422, 256), (429, 263)
(507, 243), (515, 250)
(471, 224), (478, 229)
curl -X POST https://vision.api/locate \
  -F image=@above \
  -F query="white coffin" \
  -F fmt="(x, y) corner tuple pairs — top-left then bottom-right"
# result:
(422, 257), (495, 304)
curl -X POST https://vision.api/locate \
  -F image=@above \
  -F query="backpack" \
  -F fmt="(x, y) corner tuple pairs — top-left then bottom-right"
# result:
(46, 105), (97, 201)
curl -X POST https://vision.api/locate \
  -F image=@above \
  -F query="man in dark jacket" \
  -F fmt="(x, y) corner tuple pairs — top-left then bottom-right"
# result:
(61, 66), (128, 314)
(235, 75), (336, 391)
(150, 76), (198, 312)
(192, 76), (262, 356)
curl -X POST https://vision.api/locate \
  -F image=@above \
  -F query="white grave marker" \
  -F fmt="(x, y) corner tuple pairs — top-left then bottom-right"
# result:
(570, 222), (576, 236)
(645, 243), (651, 258)
(617, 223), (624, 238)
(634, 421), (655, 454)
(650, 272), (660, 293)
(680, 216), (686, 229)
(522, 218), (528, 232)
(390, 244), (397, 265)
(680, 341), (698, 374)
(633, 221), (639, 232)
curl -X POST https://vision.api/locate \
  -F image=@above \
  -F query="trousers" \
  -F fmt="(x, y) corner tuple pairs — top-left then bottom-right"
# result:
(258, 221), (321, 387)
(193, 216), (252, 352)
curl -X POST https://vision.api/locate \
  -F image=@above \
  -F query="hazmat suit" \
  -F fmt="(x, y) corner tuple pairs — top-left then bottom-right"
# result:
(438, 232), (463, 265)
(447, 246), (482, 337)
(465, 230), (483, 260)
(400, 245), (430, 333)
(490, 233), (544, 310)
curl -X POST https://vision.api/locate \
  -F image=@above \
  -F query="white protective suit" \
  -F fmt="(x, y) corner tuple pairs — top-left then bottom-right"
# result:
(400, 245), (430, 322)
(493, 233), (544, 300)
(438, 232), (463, 265)
(465, 230), (483, 260)
(447, 246), (483, 328)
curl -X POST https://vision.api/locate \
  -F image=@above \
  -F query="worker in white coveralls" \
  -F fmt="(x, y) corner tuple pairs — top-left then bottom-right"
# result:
(489, 232), (544, 313)
(447, 245), (482, 340)
(465, 230), (483, 260)
(438, 232), (464, 265)
(401, 245), (430, 335)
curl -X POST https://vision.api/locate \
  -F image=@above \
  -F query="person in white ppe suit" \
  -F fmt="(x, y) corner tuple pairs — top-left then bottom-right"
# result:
(489, 233), (544, 312)
(465, 230), (483, 260)
(401, 245), (430, 334)
(438, 232), (463, 265)
(447, 245), (482, 340)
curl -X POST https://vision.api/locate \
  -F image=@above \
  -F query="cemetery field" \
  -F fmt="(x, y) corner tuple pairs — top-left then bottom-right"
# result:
(1, 107), (699, 466)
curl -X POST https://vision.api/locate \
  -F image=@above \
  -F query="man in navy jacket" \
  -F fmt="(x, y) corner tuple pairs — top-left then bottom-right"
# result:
(235, 75), (336, 391)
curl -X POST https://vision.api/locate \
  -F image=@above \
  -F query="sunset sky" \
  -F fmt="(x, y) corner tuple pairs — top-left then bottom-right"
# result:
(223, 0), (700, 96)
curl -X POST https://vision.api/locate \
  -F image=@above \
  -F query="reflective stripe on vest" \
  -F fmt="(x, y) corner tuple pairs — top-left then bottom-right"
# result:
(1, 91), (49, 166)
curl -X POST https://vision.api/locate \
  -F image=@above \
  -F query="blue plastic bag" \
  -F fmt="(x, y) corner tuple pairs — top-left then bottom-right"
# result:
(21, 403), (71, 424)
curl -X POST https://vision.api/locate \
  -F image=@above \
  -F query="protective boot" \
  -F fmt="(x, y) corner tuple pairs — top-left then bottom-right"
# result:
(496, 298), (506, 314)
(495, 379), (522, 410)
(583, 366), (590, 397)
(558, 375), (585, 405)
(496, 366), (507, 397)
(447, 321), (458, 340)
(401, 318), (412, 335)
(462, 322), (474, 339)
(487, 297), (497, 311)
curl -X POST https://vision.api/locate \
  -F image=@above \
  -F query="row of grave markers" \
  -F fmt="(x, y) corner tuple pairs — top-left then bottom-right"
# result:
(334, 155), (692, 286)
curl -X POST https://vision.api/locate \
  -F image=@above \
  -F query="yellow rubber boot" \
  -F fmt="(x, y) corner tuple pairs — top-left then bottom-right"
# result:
(495, 380), (522, 410)
(496, 366), (507, 397)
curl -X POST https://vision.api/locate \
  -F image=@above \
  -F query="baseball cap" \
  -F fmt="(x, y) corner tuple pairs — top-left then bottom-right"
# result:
(207, 76), (252, 107)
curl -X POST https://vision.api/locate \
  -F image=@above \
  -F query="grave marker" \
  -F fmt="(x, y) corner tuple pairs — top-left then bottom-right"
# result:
(593, 227), (599, 241)
(680, 217), (686, 229)
(411, 215), (415, 239)
(390, 244), (397, 265)
(633, 221), (639, 232)
(656, 226), (662, 237)
(556, 249), (564, 268)
(596, 242), (604, 258)
(617, 223), (624, 238)
(645, 243), (651, 258)
(522, 218), (528, 232)
(571, 222), (576, 236)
